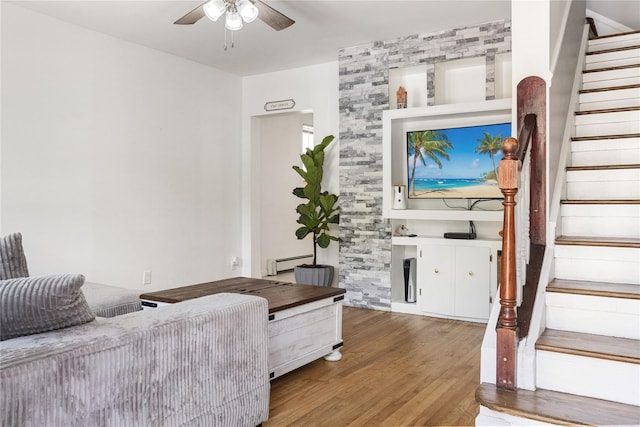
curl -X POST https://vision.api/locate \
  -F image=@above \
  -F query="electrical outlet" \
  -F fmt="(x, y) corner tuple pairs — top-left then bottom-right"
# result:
(230, 257), (239, 271)
(143, 270), (152, 285)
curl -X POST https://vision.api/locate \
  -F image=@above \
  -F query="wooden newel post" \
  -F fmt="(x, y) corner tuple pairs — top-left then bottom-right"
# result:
(496, 137), (520, 390)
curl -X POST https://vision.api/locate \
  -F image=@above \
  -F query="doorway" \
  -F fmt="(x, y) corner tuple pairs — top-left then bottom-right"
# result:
(258, 111), (314, 277)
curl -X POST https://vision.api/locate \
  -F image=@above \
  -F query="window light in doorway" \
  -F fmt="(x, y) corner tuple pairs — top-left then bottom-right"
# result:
(302, 124), (314, 153)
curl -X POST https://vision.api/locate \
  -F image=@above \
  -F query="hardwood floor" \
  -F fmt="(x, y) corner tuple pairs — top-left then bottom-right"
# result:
(266, 307), (486, 426)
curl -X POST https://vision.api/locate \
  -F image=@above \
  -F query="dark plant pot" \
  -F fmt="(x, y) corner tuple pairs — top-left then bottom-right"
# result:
(294, 265), (334, 287)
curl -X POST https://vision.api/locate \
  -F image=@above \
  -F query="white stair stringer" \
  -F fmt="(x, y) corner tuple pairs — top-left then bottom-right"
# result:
(546, 292), (640, 339)
(560, 203), (640, 238)
(571, 136), (640, 166)
(554, 245), (640, 284)
(536, 350), (640, 406)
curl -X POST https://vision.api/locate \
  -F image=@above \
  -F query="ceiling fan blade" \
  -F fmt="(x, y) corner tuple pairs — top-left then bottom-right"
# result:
(251, 0), (295, 31)
(174, 2), (207, 25)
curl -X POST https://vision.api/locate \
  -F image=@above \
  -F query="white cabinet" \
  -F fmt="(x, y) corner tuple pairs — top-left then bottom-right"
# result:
(418, 245), (455, 315)
(454, 246), (492, 319)
(392, 236), (500, 322)
(419, 244), (492, 320)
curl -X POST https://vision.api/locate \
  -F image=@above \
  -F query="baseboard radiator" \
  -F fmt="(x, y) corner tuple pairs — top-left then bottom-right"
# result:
(266, 254), (313, 276)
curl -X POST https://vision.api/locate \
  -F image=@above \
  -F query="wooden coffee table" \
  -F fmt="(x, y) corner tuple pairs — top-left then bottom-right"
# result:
(140, 277), (346, 379)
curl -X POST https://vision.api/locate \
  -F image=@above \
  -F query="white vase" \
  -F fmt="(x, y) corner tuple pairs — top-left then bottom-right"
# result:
(393, 185), (407, 209)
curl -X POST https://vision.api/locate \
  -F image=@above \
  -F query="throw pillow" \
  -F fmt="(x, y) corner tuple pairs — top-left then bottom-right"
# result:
(0, 232), (29, 280)
(0, 274), (96, 341)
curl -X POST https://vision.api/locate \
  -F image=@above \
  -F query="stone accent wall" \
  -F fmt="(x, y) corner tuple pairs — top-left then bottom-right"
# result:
(338, 21), (511, 310)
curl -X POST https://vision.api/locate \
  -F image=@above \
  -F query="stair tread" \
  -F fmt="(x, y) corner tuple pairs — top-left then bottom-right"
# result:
(556, 235), (640, 248)
(586, 44), (640, 55)
(579, 83), (640, 93)
(476, 383), (640, 426)
(561, 199), (640, 204)
(566, 163), (640, 171)
(583, 63), (640, 73)
(591, 30), (640, 41)
(572, 133), (640, 141)
(575, 105), (640, 115)
(548, 279), (640, 299)
(536, 329), (640, 363)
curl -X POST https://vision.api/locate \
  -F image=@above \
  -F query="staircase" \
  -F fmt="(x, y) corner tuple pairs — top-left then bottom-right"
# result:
(477, 30), (640, 425)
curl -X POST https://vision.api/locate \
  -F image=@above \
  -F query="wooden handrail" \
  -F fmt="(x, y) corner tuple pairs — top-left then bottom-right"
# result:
(516, 114), (536, 165)
(586, 17), (598, 39)
(496, 137), (520, 390)
(495, 76), (547, 390)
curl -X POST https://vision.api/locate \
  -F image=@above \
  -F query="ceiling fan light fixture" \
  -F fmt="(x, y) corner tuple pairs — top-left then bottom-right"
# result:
(225, 10), (243, 31)
(203, 0), (226, 21)
(237, 0), (259, 23)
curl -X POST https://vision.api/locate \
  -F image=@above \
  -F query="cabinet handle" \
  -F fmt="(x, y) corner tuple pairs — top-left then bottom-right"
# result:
(468, 271), (474, 276)
(434, 269), (439, 274)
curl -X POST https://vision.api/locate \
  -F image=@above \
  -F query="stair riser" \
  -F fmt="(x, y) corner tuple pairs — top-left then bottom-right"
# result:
(579, 87), (640, 110)
(588, 33), (640, 51)
(572, 137), (640, 155)
(580, 87), (640, 102)
(580, 97), (640, 110)
(583, 67), (640, 81)
(555, 257), (640, 284)
(575, 110), (640, 125)
(561, 215), (640, 238)
(546, 293), (640, 339)
(571, 140), (640, 166)
(554, 245), (640, 284)
(536, 351), (640, 406)
(585, 57), (640, 71)
(574, 109), (640, 136)
(476, 408), (557, 427)
(566, 181), (640, 199)
(582, 68), (640, 89)
(575, 121), (640, 137)
(585, 49), (640, 65)
(565, 169), (640, 200)
(583, 76), (640, 90)
(571, 148), (640, 166)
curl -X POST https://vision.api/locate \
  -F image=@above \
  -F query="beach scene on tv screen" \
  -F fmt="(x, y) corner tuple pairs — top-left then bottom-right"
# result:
(407, 122), (511, 199)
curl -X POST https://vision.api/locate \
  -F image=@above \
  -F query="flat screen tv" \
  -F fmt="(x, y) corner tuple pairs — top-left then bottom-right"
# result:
(406, 122), (511, 199)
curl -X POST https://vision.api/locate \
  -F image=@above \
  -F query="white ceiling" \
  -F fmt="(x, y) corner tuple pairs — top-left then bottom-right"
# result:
(7, 0), (640, 77)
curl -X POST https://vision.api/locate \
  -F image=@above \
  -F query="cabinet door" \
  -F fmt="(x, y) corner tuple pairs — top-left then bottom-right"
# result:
(454, 246), (491, 319)
(418, 245), (455, 315)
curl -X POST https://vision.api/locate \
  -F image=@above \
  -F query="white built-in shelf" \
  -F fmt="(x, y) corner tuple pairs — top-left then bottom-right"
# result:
(392, 235), (502, 247)
(388, 208), (503, 222)
(382, 98), (512, 221)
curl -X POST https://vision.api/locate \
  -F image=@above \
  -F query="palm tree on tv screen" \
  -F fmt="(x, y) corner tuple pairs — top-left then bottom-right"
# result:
(475, 132), (503, 181)
(408, 130), (453, 196)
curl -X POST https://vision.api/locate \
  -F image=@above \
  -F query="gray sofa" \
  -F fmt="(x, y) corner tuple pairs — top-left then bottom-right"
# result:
(0, 292), (270, 427)
(82, 281), (144, 318)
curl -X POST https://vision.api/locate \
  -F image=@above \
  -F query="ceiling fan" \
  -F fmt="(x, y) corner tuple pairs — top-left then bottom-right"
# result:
(174, 0), (295, 31)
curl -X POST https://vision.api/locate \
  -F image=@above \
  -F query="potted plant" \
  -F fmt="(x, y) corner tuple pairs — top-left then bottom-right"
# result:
(292, 135), (340, 286)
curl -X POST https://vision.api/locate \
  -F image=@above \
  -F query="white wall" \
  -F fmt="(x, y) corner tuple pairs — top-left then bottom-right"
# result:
(549, 0), (586, 194)
(1, 3), (243, 290)
(242, 62), (339, 281)
(259, 112), (313, 275)
(511, 0), (552, 225)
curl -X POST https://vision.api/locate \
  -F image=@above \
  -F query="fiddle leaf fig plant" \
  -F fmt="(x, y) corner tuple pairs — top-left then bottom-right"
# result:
(292, 134), (340, 266)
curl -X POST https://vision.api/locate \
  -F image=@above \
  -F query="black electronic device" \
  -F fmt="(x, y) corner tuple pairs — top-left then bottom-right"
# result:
(444, 232), (477, 239)
(444, 220), (477, 240)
